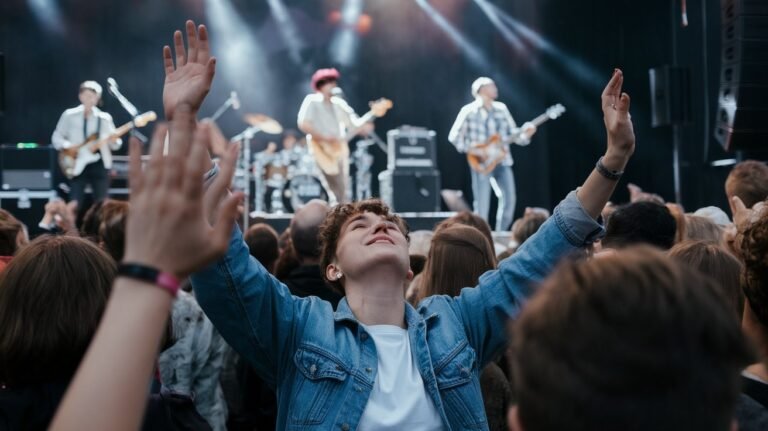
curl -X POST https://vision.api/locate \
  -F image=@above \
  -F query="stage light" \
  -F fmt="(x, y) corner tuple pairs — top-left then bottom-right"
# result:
(204, 0), (275, 109)
(487, 2), (604, 91)
(266, 0), (304, 65)
(330, 0), (364, 66)
(28, 0), (65, 35)
(414, 0), (489, 70)
(472, 0), (526, 54)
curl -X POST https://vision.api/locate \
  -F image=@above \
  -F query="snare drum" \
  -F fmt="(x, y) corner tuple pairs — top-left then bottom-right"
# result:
(282, 175), (329, 212)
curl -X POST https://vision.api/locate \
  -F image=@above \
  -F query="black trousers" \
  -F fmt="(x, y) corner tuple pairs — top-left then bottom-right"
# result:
(70, 161), (109, 206)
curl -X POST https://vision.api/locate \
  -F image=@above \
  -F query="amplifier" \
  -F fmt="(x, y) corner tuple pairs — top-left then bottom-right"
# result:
(378, 169), (441, 213)
(0, 145), (55, 191)
(387, 127), (437, 172)
(0, 190), (57, 237)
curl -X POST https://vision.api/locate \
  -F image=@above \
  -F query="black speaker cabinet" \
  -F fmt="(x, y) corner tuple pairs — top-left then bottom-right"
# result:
(715, 0), (768, 151)
(649, 66), (692, 127)
(0, 145), (55, 191)
(378, 169), (441, 213)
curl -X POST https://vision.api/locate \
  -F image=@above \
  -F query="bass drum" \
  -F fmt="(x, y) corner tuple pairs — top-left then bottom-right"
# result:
(282, 175), (329, 212)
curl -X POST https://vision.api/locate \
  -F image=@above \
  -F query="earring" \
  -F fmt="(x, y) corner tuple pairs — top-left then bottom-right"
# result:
(335, 272), (343, 280)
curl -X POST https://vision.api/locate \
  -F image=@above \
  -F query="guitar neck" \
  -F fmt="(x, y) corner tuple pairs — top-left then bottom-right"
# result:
(342, 110), (377, 142)
(529, 112), (553, 127)
(86, 121), (135, 151)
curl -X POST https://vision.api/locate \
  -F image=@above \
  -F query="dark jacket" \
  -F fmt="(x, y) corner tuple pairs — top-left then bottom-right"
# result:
(282, 264), (343, 308)
(736, 376), (768, 431)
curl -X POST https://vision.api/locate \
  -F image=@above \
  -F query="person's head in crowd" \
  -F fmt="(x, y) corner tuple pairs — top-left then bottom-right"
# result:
(0, 235), (115, 387)
(436, 211), (494, 252)
(694, 206), (732, 227)
(278, 227), (291, 253)
(684, 214), (724, 244)
(418, 224), (496, 301)
(319, 199), (409, 294)
(741, 212), (768, 335)
(669, 240), (744, 319)
(666, 203), (687, 244)
(79, 200), (108, 241)
(98, 202), (129, 262)
(511, 213), (548, 249)
(0, 217), (25, 257)
(0, 209), (27, 253)
(725, 160), (768, 212)
(509, 247), (751, 431)
(290, 200), (331, 265)
(244, 223), (280, 274)
(602, 201), (677, 250)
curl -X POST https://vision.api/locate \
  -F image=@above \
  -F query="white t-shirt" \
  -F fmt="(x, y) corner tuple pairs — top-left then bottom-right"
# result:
(357, 324), (444, 431)
(296, 94), (360, 140)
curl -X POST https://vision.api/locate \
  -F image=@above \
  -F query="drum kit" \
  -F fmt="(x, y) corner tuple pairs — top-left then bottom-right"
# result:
(230, 113), (331, 225)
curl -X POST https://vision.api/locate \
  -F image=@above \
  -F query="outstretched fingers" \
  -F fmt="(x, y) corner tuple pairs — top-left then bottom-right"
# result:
(211, 192), (242, 255)
(183, 123), (213, 200)
(163, 46), (174, 76)
(173, 30), (186, 69)
(601, 69), (623, 108)
(185, 20), (199, 64)
(197, 25), (211, 63)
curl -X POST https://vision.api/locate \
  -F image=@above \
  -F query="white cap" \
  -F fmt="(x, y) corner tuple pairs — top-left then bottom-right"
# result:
(471, 77), (494, 98)
(693, 206), (732, 226)
(79, 80), (103, 97)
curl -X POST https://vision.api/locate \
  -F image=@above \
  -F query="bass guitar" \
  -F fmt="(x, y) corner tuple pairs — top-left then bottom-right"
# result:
(58, 111), (157, 179)
(467, 103), (565, 175)
(308, 98), (392, 175)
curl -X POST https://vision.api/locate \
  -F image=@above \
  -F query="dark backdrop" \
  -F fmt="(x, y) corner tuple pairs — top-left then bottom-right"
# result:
(0, 0), (738, 218)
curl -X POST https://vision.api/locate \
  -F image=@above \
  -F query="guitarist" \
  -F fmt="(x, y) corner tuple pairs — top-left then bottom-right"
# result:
(51, 81), (122, 207)
(297, 68), (373, 204)
(448, 77), (536, 231)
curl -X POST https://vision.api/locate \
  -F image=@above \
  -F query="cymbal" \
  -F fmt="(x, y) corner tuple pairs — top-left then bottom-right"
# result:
(243, 114), (283, 134)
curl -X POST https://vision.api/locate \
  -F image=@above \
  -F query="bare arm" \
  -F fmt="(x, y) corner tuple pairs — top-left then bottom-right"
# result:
(576, 69), (635, 219)
(50, 21), (240, 431)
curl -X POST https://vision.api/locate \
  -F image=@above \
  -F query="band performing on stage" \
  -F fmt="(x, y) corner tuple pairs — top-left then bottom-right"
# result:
(47, 69), (563, 230)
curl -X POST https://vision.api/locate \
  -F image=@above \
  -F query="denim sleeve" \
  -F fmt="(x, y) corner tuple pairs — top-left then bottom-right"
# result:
(190, 225), (309, 387)
(453, 190), (603, 366)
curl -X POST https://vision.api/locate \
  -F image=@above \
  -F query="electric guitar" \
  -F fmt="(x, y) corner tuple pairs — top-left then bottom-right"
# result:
(58, 111), (157, 179)
(308, 98), (392, 175)
(467, 104), (566, 175)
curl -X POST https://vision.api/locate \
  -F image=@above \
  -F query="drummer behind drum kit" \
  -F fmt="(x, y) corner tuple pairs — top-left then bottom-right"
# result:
(230, 112), (331, 219)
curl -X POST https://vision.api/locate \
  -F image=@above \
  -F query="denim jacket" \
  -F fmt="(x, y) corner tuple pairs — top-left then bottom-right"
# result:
(191, 190), (603, 430)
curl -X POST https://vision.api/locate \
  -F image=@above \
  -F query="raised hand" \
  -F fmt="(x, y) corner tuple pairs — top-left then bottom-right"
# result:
(163, 20), (216, 120)
(122, 106), (241, 278)
(601, 69), (635, 170)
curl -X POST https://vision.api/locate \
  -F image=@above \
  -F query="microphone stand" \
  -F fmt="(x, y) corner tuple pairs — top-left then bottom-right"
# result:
(210, 94), (237, 122)
(230, 126), (260, 229)
(107, 78), (148, 143)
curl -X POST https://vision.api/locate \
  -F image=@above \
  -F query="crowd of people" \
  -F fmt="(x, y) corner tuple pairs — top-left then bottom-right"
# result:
(0, 19), (767, 431)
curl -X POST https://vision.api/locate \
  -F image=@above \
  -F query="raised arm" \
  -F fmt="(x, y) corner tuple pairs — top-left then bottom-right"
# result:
(453, 69), (636, 365)
(50, 108), (241, 431)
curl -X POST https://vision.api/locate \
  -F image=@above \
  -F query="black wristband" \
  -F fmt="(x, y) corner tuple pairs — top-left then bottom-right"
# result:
(595, 156), (623, 181)
(117, 263), (160, 284)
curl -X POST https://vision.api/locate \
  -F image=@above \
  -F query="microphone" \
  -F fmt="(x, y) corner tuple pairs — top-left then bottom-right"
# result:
(331, 87), (345, 99)
(230, 91), (241, 110)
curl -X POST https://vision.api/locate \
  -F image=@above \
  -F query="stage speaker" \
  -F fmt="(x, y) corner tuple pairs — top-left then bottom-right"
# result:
(0, 53), (4, 115)
(649, 66), (691, 127)
(715, 0), (768, 151)
(378, 169), (441, 213)
(0, 145), (55, 191)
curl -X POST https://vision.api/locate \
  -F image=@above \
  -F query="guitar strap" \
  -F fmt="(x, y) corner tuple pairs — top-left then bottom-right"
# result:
(83, 111), (102, 142)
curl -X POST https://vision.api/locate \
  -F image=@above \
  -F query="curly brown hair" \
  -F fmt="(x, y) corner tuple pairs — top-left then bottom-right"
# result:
(319, 199), (409, 293)
(742, 213), (768, 326)
(726, 160), (768, 209)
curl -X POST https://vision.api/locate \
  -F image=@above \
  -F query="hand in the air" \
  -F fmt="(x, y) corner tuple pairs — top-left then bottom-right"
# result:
(601, 69), (635, 169)
(123, 106), (241, 279)
(163, 20), (216, 120)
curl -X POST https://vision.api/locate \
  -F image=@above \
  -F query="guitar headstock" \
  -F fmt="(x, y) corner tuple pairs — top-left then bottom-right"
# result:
(134, 111), (158, 128)
(546, 104), (566, 120)
(369, 98), (393, 117)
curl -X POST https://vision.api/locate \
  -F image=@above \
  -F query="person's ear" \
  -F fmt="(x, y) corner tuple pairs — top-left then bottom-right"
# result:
(508, 405), (524, 431)
(406, 269), (414, 282)
(326, 264), (343, 281)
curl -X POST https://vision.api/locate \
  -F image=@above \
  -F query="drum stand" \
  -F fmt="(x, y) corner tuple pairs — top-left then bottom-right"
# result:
(353, 139), (375, 202)
(231, 126), (261, 230)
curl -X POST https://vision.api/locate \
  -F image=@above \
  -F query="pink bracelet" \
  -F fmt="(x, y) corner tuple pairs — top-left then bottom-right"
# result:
(117, 263), (181, 297)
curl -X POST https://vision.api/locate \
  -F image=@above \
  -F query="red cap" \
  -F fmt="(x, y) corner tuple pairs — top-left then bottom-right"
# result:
(311, 68), (340, 91)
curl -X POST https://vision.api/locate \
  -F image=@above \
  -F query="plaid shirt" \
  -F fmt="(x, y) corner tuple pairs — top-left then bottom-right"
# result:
(448, 100), (528, 167)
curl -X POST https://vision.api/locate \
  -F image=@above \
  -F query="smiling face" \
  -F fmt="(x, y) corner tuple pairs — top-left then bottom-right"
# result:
(318, 199), (411, 293)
